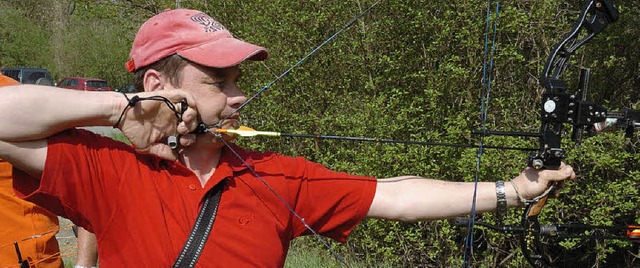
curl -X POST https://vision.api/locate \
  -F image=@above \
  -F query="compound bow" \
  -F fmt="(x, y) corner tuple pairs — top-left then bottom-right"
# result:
(458, 1), (640, 267)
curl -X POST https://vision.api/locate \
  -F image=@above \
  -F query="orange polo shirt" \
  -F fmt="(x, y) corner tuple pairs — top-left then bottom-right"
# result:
(0, 74), (63, 267)
(14, 129), (376, 267)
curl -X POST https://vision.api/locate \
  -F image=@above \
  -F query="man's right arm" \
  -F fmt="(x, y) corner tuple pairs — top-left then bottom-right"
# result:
(0, 84), (199, 168)
(0, 85), (125, 142)
(0, 85), (126, 178)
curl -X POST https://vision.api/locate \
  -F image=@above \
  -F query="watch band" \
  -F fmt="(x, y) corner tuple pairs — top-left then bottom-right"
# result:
(495, 180), (507, 220)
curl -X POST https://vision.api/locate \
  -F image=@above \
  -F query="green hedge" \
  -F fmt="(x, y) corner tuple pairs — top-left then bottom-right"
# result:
(2, 0), (638, 267)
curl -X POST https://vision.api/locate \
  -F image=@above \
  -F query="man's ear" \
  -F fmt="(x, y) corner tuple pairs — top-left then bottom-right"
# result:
(143, 69), (166, 92)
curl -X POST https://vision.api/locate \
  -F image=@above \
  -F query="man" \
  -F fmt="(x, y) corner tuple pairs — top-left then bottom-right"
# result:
(0, 9), (575, 266)
(0, 73), (63, 267)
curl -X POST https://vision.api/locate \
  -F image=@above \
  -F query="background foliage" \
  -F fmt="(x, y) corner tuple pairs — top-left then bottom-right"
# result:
(1, 0), (638, 267)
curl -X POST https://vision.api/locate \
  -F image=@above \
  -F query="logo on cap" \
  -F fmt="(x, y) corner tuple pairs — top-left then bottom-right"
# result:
(191, 13), (227, 33)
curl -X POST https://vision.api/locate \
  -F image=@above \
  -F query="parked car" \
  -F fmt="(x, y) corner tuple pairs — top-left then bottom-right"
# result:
(58, 77), (111, 91)
(114, 84), (138, 93)
(1, 67), (55, 86)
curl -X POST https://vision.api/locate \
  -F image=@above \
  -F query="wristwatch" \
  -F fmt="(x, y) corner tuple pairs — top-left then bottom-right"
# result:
(495, 180), (507, 220)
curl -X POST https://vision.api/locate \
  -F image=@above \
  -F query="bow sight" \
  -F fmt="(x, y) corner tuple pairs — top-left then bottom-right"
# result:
(463, 0), (640, 267)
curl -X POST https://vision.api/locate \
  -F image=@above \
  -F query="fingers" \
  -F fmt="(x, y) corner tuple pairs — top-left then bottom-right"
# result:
(166, 133), (197, 151)
(539, 163), (575, 182)
(173, 97), (198, 135)
(540, 163), (575, 198)
(120, 89), (199, 159)
(135, 134), (196, 161)
(136, 143), (178, 162)
(163, 89), (197, 109)
(515, 162), (576, 200)
(153, 90), (199, 134)
(177, 110), (198, 134)
(557, 164), (576, 181)
(551, 181), (566, 198)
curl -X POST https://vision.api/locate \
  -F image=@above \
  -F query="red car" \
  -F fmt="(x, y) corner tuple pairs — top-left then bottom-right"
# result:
(58, 77), (111, 91)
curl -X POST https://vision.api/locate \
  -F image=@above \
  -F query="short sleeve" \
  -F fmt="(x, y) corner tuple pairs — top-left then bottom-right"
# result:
(13, 128), (143, 232)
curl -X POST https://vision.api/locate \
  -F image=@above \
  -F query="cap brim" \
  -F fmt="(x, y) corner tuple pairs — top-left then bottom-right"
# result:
(178, 37), (268, 68)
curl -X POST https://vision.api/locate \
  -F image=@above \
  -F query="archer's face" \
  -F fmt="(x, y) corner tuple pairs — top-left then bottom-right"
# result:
(180, 63), (245, 127)
(168, 63), (247, 145)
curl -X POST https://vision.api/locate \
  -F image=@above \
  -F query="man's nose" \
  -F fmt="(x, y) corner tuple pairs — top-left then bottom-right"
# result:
(227, 85), (247, 108)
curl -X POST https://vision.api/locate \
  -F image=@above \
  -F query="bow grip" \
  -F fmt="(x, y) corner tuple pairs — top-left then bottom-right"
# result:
(525, 157), (559, 217)
(527, 195), (550, 217)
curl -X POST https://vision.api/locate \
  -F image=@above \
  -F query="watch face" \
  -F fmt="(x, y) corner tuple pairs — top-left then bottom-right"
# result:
(496, 182), (507, 202)
(496, 181), (506, 195)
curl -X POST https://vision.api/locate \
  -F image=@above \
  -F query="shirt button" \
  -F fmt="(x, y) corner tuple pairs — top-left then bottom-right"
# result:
(188, 184), (196, 190)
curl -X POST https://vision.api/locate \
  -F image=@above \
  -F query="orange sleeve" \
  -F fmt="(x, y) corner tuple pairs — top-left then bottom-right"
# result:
(0, 73), (19, 86)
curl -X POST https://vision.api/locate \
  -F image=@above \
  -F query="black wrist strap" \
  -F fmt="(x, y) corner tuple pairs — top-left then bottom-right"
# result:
(173, 181), (225, 268)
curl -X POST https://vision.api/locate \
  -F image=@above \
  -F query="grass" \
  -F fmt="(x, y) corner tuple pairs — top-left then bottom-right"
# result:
(285, 239), (347, 268)
(285, 237), (393, 268)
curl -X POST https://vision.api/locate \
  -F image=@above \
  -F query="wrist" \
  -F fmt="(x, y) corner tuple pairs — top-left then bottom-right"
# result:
(112, 91), (139, 128)
(508, 179), (527, 206)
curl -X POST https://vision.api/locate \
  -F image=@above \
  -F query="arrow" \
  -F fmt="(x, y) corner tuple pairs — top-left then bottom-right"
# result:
(215, 126), (281, 137)
(214, 126), (536, 151)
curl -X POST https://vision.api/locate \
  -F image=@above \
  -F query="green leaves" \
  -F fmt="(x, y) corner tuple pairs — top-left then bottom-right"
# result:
(2, 0), (639, 266)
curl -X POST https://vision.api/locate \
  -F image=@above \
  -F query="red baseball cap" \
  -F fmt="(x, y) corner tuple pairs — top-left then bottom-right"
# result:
(126, 9), (268, 72)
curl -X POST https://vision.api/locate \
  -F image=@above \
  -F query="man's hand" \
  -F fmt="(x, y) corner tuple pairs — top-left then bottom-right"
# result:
(116, 90), (199, 161)
(512, 162), (576, 201)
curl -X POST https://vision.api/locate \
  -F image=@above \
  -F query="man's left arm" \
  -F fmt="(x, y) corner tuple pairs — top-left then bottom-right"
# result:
(367, 164), (575, 221)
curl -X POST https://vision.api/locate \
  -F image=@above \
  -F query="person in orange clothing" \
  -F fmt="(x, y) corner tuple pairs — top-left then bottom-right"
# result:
(0, 73), (63, 267)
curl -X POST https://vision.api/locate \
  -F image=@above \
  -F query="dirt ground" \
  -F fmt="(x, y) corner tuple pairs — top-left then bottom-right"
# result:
(56, 217), (79, 265)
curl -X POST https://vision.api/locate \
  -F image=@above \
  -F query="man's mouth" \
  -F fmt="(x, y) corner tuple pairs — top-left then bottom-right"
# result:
(192, 114), (241, 135)
(216, 114), (241, 129)
(206, 113), (240, 126)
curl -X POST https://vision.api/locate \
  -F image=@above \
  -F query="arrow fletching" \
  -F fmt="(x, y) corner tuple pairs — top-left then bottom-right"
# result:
(214, 126), (280, 137)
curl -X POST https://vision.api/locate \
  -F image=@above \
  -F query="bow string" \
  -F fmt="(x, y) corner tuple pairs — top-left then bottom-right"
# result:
(463, 1), (500, 267)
